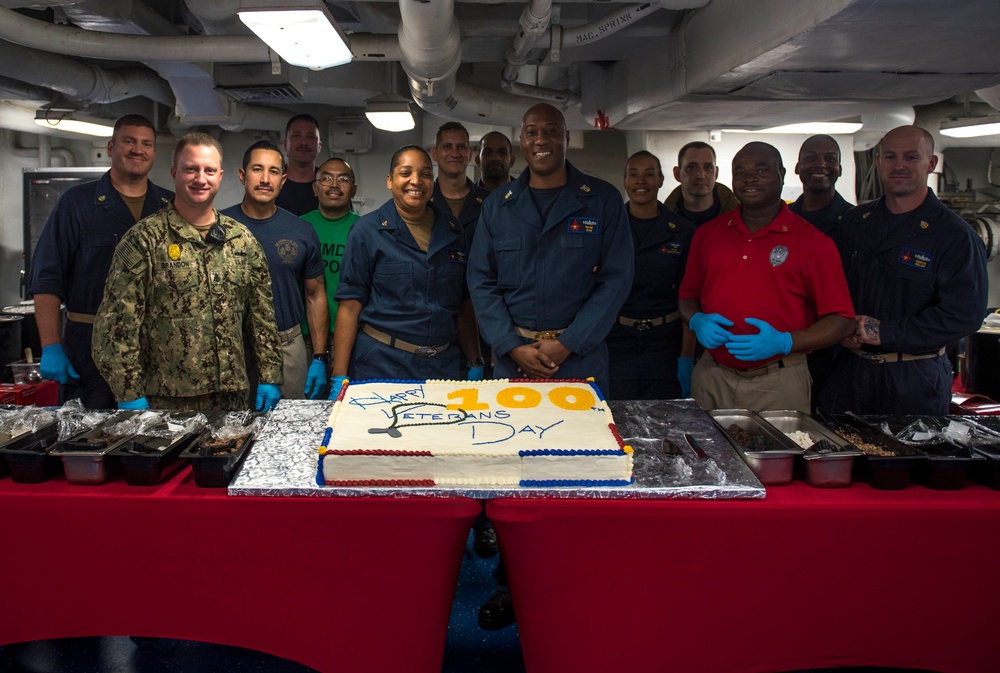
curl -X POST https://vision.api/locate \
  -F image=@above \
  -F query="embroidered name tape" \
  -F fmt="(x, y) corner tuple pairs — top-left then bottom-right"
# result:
(899, 247), (932, 269)
(568, 218), (599, 234)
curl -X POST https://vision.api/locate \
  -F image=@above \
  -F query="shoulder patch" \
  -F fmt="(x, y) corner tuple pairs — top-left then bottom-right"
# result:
(113, 237), (145, 273)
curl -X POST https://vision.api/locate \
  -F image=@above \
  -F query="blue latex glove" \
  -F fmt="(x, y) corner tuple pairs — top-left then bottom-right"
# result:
(677, 356), (695, 398)
(725, 318), (793, 362)
(467, 365), (484, 381)
(304, 360), (327, 399)
(328, 375), (349, 401)
(255, 383), (281, 412)
(40, 344), (79, 384)
(688, 312), (735, 349)
(118, 397), (150, 410)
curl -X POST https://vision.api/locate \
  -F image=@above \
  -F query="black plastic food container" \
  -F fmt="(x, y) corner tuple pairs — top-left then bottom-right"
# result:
(824, 414), (925, 490)
(873, 416), (985, 490)
(181, 413), (261, 488)
(0, 423), (62, 483)
(109, 412), (211, 486)
(111, 434), (194, 486)
(972, 445), (1000, 489)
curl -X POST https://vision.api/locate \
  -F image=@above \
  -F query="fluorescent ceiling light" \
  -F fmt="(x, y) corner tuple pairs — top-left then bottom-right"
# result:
(722, 122), (864, 135)
(365, 94), (415, 132)
(34, 109), (114, 137)
(940, 115), (1000, 138)
(238, 7), (352, 69)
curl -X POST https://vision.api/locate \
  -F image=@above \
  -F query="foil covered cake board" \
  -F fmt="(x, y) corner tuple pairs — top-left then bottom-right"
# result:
(228, 399), (764, 499)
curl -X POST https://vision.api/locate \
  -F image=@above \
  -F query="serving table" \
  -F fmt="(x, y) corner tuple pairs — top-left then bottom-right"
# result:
(0, 468), (480, 673)
(488, 483), (1000, 673)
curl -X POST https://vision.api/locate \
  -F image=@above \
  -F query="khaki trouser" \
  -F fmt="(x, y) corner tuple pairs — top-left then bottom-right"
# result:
(280, 330), (308, 400)
(691, 351), (811, 413)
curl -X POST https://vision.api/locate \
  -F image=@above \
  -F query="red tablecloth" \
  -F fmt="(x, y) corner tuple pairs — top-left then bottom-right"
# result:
(488, 483), (1000, 673)
(0, 466), (480, 673)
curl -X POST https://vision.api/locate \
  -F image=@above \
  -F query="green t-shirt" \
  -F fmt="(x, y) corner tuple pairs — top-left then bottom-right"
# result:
(300, 209), (359, 335)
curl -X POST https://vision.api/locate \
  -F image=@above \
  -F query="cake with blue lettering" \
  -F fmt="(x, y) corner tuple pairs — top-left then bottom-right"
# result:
(317, 379), (633, 487)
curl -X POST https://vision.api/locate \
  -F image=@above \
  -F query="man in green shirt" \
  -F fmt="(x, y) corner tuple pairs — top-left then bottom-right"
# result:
(300, 157), (359, 359)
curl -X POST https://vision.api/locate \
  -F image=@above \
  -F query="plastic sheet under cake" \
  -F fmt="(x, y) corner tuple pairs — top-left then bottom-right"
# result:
(229, 399), (763, 499)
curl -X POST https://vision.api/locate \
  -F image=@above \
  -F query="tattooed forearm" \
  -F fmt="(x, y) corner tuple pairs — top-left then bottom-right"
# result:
(863, 316), (881, 344)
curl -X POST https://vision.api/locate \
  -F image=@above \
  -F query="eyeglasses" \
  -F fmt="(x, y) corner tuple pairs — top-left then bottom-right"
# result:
(315, 174), (354, 186)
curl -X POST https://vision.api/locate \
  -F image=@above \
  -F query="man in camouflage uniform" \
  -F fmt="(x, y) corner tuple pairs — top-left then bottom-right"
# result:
(93, 132), (283, 412)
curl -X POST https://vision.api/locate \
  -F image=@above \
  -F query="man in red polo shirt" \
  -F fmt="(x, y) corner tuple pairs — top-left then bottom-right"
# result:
(678, 142), (855, 413)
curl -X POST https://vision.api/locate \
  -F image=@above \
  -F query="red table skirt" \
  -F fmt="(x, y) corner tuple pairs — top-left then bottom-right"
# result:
(0, 466), (480, 673)
(488, 483), (1000, 673)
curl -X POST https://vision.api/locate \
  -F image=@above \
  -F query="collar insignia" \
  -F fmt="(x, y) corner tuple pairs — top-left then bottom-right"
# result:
(919, 220), (930, 229)
(862, 211), (871, 219)
(580, 184), (591, 193)
(381, 220), (389, 227)
(504, 190), (513, 200)
(669, 222), (676, 230)
(98, 195), (106, 202)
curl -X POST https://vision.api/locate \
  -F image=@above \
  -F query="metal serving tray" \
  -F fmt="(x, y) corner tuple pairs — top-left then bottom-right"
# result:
(709, 409), (802, 486)
(757, 410), (863, 488)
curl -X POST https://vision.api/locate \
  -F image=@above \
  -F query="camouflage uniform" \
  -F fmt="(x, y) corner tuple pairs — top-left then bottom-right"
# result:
(93, 204), (282, 407)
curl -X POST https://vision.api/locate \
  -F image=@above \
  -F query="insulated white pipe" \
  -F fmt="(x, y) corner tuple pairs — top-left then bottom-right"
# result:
(0, 39), (173, 105)
(502, 0), (553, 85)
(397, 0), (462, 106)
(560, 1), (667, 47)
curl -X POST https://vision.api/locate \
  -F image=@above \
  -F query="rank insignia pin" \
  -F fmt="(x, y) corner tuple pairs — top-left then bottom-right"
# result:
(782, 225), (788, 231)
(669, 223), (676, 229)
(862, 211), (871, 219)
(98, 195), (106, 202)
(581, 184), (591, 193)
(920, 220), (929, 229)
(168, 244), (180, 260)
(381, 220), (388, 227)
(504, 190), (513, 199)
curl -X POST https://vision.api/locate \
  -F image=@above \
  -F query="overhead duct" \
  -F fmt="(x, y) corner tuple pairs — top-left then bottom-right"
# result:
(976, 84), (1000, 113)
(0, 39), (172, 105)
(0, 5), (270, 63)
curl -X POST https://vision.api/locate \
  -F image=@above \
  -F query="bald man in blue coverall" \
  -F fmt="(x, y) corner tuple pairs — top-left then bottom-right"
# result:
(468, 103), (633, 401)
(466, 102), (633, 631)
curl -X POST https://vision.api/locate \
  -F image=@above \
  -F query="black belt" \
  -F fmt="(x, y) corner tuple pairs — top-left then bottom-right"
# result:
(616, 312), (679, 330)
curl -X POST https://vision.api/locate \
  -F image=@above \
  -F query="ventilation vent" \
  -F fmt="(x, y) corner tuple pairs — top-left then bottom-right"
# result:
(213, 63), (306, 104)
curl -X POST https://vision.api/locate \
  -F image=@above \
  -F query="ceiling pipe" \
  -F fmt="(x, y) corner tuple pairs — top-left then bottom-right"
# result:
(397, 0), (462, 107)
(501, 0), (553, 86)
(0, 6), (272, 62)
(557, 1), (667, 49)
(0, 74), (57, 104)
(0, 6), (399, 64)
(0, 39), (173, 105)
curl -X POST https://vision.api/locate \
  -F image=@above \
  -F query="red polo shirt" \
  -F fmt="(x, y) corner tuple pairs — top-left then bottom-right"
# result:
(679, 204), (854, 369)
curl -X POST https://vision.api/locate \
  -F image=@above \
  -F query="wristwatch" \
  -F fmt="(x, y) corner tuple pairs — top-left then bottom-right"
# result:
(464, 357), (485, 368)
(312, 351), (330, 364)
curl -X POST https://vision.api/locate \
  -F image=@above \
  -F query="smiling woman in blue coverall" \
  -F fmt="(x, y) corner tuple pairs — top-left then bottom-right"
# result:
(327, 145), (482, 398)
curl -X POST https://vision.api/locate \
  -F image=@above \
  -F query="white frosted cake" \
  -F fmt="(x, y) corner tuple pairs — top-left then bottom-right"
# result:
(316, 379), (633, 487)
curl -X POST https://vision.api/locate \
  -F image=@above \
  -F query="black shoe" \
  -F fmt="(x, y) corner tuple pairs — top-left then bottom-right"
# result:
(478, 589), (516, 630)
(472, 525), (498, 559)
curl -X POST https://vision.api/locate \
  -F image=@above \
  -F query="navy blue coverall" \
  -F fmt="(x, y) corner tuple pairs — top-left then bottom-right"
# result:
(467, 162), (634, 394)
(335, 198), (469, 380)
(819, 190), (988, 415)
(28, 171), (172, 408)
